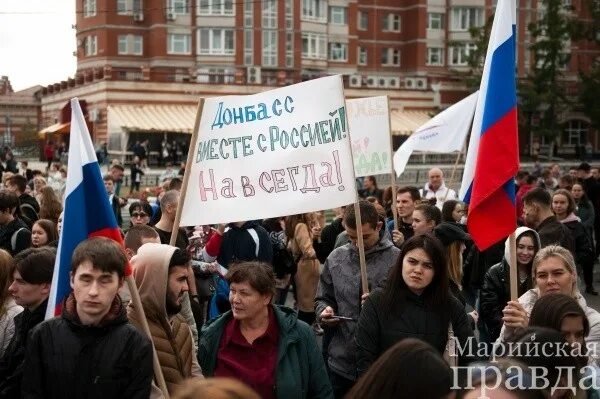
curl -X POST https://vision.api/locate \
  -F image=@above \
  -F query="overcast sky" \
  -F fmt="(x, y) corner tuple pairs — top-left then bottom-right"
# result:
(0, 0), (76, 92)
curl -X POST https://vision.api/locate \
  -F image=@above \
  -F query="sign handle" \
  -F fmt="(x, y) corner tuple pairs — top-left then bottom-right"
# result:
(354, 202), (369, 294)
(387, 96), (399, 231)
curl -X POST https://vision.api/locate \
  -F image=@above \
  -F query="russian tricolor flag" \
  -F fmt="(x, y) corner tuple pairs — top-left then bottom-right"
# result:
(45, 99), (129, 319)
(459, 0), (519, 250)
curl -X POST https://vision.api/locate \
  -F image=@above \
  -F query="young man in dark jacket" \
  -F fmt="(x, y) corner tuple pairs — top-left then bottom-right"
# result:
(0, 190), (31, 256)
(21, 237), (154, 399)
(0, 247), (55, 399)
(6, 174), (39, 228)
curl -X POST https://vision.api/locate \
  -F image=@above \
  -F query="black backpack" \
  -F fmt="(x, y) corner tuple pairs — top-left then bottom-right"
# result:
(271, 245), (298, 278)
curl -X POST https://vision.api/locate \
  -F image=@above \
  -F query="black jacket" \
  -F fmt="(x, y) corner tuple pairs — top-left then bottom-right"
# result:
(314, 217), (345, 263)
(537, 216), (575, 253)
(217, 221), (273, 268)
(21, 295), (153, 399)
(480, 260), (533, 342)
(18, 193), (39, 229)
(355, 288), (474, 375)
(0, 299), (48, 399)
(0, 218), (31, 256)
(563, 219), (595, 268)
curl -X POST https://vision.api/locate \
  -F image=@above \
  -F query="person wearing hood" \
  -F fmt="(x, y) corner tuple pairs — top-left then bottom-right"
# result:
(200, 261), (333, 399)
(480, 227), (541, 342)
(496, 245), (600, 348)
(552, 189), (597, 295)
(21, 238), (154, 399)
(128, 243), (203, 396)
(315, 200), (400, 398)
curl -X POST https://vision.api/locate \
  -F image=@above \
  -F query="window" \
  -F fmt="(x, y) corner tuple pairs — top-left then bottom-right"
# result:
(427, 13), (444, 29)
(302, 33), (327, 59)
(198, 29), (234, 55)
(358, 47), (367, 65)
(83, 0), (96, 17)
(117, 0), (142, 14)
(84, 35), (97, 56)
(262, 30), (278, 66)
(285, 0), (294, 67)
(563, 120), (588, 146)
(426, 47), (444, 66)
(451, 7), (483, 31)
(262, 0), (277, 28)
(328, 42), (348, 62)
(169, 0), (188, 14)
(381, 48), (400, 66)
(382, 14), (401, 32)
(358, 11), (368, 30)
(167, 33), (191, 54)
(199, 0), (233, 15)
(449, 43), (477, 66)
(302, 0), (327, 22)
(118, 35), (143, 55)
(329, 6), (347, 25)
(244, 29), (253, 65)
(244, 0), (253, 27)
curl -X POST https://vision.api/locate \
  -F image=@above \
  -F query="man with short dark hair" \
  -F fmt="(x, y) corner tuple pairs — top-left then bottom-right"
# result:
(315, 200), (400, 398)
(129, 243), (203, 395)
(22, 237), (154, 399)
(6, 174), (39, 228)
(121, 225), (161, 304)
(522, 187), (575, 252)
(103, 175), (126, 228)
(387, 186), (421, 247)
(0, 247), (55, 398)
(0, 190), (31, 255)
(110, 163), (125, 196)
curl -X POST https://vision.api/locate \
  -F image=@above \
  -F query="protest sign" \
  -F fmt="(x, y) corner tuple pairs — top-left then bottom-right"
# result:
(180, 75), (356, 226)
(346, 96), (391, 178)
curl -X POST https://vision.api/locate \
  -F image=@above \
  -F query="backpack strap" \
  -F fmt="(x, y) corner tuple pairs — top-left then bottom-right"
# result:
(11, 227), (27, 252)
(246, 228), (260, 257)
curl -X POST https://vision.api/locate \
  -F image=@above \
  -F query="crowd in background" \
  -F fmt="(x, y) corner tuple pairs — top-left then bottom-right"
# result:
(1, 145), (600, 398)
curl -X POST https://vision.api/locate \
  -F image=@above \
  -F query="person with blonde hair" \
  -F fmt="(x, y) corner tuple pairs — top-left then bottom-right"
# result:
(38, 186), (63, 226)
(0, 250), (21, 353)
(172, 378), (260, 399)
(497, 245), (600, 348)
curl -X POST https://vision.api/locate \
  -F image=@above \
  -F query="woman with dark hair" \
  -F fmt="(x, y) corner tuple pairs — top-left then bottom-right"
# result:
(31, 219), (58, 248)
(285, 213), (320, 326)
(572, 182), (595, 244)
(347, 338), (452, 399)
(355, 234), (474, 374)
(0, 249), (21, 353)
(441, 200), (465, 223)
(481, 227), (541, 342)
(128, 201), (153, 228)
(411, 203), (442, 236)
(552, 189), (596, 295)
(199, 261), (333, 399)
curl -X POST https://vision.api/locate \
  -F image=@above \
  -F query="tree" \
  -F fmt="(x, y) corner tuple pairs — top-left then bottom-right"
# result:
(525, 0), (576, 147)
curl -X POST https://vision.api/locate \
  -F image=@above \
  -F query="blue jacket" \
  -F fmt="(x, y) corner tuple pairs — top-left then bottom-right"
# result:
(199, 305), (333, 399)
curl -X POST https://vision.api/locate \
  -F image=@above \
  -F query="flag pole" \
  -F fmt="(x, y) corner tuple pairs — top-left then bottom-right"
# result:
(170, 99), (204, 247)
(443, 138), (467, 202)
(509, 232), (518, 301)
(387, 96), (398, 231)
(354, 202), (369, 294)
(126, 276), (170, 398)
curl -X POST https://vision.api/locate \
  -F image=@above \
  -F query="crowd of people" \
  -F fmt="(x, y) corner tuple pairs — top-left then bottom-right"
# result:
(1, 152), (600, 398)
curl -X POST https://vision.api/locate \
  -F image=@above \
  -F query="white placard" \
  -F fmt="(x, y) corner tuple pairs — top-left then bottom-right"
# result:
(346, 96), (392, 178)
(180, 76), (357, 226)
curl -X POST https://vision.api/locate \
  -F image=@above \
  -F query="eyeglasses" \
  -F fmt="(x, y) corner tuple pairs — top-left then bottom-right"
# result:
(131, 212), (148, 218)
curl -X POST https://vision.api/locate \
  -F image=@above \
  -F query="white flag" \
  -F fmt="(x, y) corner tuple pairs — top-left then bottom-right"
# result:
(393, 91), (479, 177)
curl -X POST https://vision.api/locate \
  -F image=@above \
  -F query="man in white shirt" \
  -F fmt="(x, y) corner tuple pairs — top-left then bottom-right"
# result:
(420, 167), (457, 210)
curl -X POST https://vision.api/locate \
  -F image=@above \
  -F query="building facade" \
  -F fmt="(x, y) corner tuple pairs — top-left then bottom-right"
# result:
(33, 0), (598, 159)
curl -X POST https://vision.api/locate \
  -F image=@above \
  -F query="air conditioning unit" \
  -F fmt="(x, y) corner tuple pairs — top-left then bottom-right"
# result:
(366, 76), (379, 88)
(414, 77), (427, 90)
(404, 77), (415, 89)
(89, 109), (100, 122)
(247, 66), (262, 84)
(387, 77), (400, 88)
(133, 12), (144, 21)
(349, 75), (362, 88)
(166, 12), (176, 20)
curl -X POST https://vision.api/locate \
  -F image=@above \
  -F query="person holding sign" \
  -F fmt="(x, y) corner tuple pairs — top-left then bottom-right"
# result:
(316, 201), (400, 398)
(387, 186), (421, 248)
